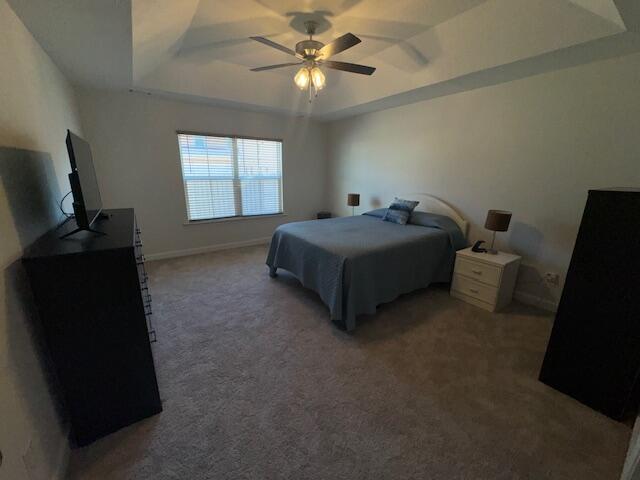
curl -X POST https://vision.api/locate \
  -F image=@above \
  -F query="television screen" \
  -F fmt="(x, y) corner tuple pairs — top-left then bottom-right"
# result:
(66, 130), (103, 227)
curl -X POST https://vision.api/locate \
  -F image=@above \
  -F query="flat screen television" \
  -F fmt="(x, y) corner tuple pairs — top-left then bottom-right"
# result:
(65, 130), (104, 233)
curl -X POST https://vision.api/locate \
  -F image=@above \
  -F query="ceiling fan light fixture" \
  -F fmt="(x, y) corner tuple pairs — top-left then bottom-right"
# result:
(310, 66), (325, 90)
(250, 29), (374, 102)
(294, 67), (310, 90)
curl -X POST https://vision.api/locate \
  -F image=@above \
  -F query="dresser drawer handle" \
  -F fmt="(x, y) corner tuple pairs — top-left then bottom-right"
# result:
(469, 288), (479, 294)
(471, 269), (483, 275)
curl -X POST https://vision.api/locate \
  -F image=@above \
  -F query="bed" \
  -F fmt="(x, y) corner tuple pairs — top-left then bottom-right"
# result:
(266, 194), (468, 331)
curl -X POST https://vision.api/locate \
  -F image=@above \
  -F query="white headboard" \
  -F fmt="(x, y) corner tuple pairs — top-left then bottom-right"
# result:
(399, 193), (469, 238)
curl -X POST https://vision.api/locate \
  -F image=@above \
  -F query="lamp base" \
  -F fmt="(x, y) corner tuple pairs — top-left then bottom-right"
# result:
(485, 231), (499, 254)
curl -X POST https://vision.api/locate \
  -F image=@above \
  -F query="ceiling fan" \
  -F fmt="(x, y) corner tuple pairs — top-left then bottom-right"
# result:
(249, 21), (376, 101)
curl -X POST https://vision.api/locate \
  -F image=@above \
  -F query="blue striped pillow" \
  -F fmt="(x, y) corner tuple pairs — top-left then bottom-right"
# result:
(382, 198), (419, 225)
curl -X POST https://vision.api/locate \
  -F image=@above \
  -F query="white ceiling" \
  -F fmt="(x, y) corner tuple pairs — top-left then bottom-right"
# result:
(8, 0), (640, 120)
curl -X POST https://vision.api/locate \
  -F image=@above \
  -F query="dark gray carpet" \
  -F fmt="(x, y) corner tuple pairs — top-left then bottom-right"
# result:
(68, 245), (630, 479)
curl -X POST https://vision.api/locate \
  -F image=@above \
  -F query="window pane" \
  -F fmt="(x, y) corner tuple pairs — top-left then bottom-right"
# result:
(237, 139), (282, 177)
(178, 135), (234, 179)
(184, 179), (236, 220)
(241, 179), (282, 216)
(237, 138), (282, 216)
(177, 133), (282, 221)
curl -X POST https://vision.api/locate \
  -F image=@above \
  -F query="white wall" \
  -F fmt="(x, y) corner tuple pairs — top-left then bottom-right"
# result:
(326, 52), (640, 309)
(0, 0), (84, 478)
(76, 89), (328, 258)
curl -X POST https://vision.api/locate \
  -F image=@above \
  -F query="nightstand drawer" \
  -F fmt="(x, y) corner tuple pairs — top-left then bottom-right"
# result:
(452, 274), (498, 305)
(455, 257), (501, 286)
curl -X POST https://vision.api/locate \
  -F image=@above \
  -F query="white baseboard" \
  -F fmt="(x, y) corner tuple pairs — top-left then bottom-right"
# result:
(145, 237), (271, 261)
(513, 290), (559, 313)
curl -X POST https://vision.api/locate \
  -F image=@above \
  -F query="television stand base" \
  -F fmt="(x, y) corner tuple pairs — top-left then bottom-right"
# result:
(60, 226), (106, 240)
(59, 212), (110, 239)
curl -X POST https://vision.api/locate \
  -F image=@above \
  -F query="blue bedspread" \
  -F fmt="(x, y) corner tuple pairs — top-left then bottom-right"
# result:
(266, 214), (465, 331)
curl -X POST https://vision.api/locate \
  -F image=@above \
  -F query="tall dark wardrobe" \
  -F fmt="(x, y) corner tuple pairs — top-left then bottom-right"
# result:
(539, 188), (640, 421)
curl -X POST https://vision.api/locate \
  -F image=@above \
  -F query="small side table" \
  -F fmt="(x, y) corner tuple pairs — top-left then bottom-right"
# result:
(450, 247), (521, 312)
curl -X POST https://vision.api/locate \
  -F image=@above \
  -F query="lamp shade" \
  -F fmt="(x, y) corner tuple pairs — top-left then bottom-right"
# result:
(347, 193), (360, 207)
(484, 210), (512, 232)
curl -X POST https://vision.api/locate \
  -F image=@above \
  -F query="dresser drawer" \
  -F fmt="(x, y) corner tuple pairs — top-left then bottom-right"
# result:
(455, 257), (501, 287)
(452, 274), (498, 305)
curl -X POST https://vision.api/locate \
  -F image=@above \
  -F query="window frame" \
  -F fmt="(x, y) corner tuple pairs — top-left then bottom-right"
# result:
(176, 130), (285, 224)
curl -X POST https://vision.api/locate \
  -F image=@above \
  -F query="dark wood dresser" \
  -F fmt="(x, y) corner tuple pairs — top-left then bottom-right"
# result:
(22, 208), (161, 446)
(539, 189), (640, 420)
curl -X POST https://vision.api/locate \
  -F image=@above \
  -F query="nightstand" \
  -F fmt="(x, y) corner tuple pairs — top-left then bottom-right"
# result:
(450, 247), (521, 312)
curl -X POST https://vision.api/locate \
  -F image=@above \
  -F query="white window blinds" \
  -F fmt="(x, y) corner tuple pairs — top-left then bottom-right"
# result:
(177, 133), (283, 221)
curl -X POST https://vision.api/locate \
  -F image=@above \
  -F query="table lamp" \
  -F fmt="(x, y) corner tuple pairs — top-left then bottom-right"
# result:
(484, 210), (512, 254)
(347, 193), (360, 216)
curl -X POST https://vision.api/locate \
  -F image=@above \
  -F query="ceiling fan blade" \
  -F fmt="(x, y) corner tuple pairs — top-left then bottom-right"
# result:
(250, 36), (300, 58)
(318, 33), (361, 59)
(250, 62), (302, 72)
(321, 60), (376, 75)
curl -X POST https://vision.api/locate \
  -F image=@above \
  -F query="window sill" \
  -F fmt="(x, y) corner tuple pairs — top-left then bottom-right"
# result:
(183, 213), (287, 226)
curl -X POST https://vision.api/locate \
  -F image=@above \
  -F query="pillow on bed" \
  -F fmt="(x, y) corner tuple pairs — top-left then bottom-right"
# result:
(409, 211), (467, 250)
(382, 198), (419, 225)
(409, 211), (450, 228)
(362, 208), (388, 218)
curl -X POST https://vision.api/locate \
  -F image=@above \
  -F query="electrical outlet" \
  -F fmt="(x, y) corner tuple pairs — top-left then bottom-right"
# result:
(544, 272), (560, 286)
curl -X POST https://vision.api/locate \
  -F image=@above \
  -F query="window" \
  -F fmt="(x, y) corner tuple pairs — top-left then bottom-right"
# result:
(177, 132), (283, 221)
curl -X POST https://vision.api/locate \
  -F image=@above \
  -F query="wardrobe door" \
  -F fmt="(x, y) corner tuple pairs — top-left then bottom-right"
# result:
(539, 190), (640, 420)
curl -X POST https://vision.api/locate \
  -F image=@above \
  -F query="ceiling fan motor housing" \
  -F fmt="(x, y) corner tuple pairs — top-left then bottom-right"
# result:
(296, 40), (324, 60)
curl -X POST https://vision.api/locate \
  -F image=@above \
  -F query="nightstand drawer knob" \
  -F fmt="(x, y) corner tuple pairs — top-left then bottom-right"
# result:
(469, 288), (479, 294)
(471, 269), (483, 275)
